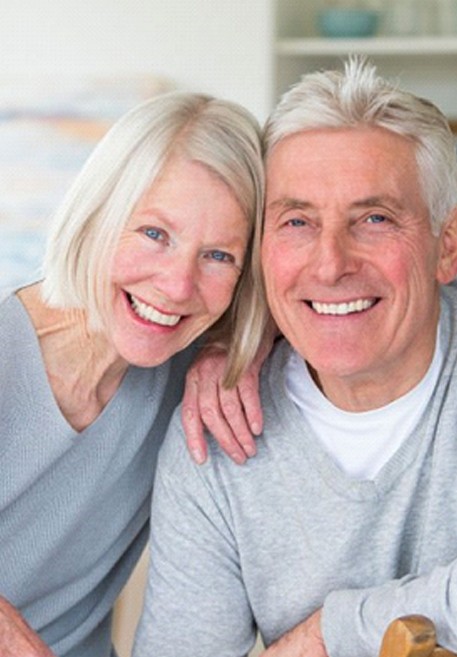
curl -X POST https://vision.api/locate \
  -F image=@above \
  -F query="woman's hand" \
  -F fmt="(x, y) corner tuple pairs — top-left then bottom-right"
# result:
(182, 348), (265, 464)
(0, 596), (56, 656)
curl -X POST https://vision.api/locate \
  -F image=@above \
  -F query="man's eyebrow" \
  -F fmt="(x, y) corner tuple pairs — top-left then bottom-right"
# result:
(267, 197), (312, 211)
(351, 195), (406, 211)
(267, 195), (407, 215)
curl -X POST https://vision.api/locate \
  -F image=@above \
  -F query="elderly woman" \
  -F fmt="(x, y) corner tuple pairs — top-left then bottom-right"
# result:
(0, 91), (264, 657)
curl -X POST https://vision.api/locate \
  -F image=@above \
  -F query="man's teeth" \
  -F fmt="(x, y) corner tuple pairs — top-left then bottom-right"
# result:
(130, 295), (181, 326)
(311, 298), (375, 316)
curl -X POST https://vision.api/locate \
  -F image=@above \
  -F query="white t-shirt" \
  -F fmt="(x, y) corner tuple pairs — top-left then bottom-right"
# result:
(285, 334), (443, 480)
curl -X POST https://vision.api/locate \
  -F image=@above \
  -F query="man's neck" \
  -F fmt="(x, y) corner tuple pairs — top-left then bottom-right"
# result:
(309, 339), (438, 412)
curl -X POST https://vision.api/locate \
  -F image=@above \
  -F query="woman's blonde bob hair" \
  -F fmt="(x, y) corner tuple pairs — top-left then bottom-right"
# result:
(41, 91), (266, 385)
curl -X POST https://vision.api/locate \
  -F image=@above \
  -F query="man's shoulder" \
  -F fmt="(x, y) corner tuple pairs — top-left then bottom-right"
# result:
(157, 339), (301, 480)
(156, 404), (218, 488)
(260, 337), (291, 382)
(441, 279), (457, 309)
(258, 338), (294, 411)
(440, 280), (457, 353)
(157, 405), (188, 466)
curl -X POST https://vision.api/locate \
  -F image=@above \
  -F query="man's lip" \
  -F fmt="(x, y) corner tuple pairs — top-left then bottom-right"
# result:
(306, 297), (379, 316)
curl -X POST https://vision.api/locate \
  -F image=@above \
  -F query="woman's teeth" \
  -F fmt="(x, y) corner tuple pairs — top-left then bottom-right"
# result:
(130, 295), (181, 326)
(311, 298), (375, 316)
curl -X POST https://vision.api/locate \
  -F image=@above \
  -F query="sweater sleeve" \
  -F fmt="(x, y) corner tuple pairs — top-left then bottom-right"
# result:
(132, 410), (257, 657)
(322, 559), (457, 657)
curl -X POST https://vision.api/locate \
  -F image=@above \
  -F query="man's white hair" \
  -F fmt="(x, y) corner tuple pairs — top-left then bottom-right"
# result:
(265, 56), (457, 234)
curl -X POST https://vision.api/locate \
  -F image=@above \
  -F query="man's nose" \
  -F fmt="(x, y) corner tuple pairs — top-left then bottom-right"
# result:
(311, 229), (358, 285)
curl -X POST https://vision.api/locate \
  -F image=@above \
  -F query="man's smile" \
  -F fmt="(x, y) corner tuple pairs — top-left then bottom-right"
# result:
(308, 298), (378, 316)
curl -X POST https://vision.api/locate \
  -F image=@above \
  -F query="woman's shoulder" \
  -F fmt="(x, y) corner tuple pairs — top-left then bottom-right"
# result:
(0, 280), (43, 315)
(0, 285), (17, 306)
(0, 285), (32, 323)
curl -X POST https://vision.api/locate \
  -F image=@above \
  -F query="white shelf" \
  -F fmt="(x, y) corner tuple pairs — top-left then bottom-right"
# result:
(276, 36), (457, 57)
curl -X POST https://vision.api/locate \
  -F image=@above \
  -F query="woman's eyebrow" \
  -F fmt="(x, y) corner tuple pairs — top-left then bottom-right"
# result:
(135, 206), (175, 226)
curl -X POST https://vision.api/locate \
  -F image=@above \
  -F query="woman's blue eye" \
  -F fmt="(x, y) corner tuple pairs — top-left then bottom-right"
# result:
(144, 227), (164, 241)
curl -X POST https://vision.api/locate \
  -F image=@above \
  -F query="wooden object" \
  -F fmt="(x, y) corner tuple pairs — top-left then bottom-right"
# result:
(379, 616), (457, 657)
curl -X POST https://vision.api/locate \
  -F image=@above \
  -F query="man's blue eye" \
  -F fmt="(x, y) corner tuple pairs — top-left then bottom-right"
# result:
(207, 250), (234, 263)
(366, 214), (386, 224)
(288, 218), (306, 227)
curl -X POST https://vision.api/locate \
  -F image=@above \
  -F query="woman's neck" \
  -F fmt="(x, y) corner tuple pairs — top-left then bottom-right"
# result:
(17, 283), (129, 431)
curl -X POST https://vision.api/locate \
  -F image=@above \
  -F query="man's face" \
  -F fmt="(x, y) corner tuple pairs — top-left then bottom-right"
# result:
(262, 126), (455, 408)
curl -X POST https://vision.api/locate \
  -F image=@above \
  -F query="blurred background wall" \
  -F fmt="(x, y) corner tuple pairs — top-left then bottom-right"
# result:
(0, 0), (273, 121)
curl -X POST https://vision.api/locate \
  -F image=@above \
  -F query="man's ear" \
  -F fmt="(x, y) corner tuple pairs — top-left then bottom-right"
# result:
(437, 208), (457, 284)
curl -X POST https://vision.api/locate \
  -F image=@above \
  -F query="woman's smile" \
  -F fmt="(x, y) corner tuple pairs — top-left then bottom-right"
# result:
(128, 293), (182, 327)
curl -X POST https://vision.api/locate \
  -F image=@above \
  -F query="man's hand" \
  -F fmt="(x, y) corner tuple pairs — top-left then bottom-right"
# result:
(0, 596), (56, 656)
(182, 348), (264, 465)
(261, 610), (328, 657)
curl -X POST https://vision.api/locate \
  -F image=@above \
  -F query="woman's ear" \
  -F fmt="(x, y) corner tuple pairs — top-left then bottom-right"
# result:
(437, 208), (457, 284)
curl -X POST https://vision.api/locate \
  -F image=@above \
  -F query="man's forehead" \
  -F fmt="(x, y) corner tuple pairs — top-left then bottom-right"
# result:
(267, 125), (413, 161)
(265, 126), (418, 189)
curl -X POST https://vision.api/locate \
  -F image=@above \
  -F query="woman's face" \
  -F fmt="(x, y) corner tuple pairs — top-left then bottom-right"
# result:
(108, 156), (249, 367)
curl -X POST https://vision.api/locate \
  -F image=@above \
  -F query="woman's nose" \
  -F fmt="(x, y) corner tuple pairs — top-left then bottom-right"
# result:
(154, 253), (198, 303)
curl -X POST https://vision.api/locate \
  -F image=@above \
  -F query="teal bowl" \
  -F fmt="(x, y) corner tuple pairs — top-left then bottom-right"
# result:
(317, 8), (379, 38)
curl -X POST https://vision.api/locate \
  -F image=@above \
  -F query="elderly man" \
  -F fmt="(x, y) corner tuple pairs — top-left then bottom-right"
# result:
(133, 58), (457, 657)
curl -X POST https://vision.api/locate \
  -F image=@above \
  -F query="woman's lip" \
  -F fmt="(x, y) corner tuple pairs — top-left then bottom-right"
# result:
(128, 293), (183, 326)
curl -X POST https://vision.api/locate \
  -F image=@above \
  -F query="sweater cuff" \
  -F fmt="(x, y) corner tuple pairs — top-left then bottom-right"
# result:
(322, 588), (377, 657)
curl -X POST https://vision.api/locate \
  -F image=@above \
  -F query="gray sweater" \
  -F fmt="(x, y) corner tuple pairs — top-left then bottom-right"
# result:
(0, 292), (195, 657)
(134, 280), (457, 657)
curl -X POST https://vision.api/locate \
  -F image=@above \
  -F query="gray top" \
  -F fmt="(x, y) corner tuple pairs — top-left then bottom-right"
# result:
(134, 280), (457, 657)
(0, 292), (195, 657)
